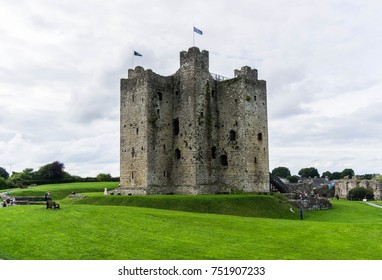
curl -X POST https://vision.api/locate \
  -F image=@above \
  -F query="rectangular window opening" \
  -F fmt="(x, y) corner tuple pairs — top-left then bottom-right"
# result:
(211, 146), (217, 159)
(220, 155), (228, 166)
(173, 118), (179, 135)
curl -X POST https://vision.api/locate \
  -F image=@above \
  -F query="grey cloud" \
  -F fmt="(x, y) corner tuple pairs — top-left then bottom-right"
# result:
(2, 0), (382, 177)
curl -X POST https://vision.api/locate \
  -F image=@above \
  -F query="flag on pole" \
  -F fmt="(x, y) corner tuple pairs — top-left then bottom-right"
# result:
(134, 50), (142, 56)
(193, 26), (203, 35)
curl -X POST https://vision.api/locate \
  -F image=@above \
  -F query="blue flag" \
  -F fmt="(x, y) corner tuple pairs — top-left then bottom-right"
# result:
(134, 51), (142, 56)
(193, 26), (203, 35)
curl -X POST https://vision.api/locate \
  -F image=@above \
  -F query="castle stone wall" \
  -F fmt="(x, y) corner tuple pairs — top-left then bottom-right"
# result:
(119, 47), (269, 195)
(120, 67), (149, 194)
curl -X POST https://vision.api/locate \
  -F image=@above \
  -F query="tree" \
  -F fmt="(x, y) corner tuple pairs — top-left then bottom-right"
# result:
(330, 172), (342, 180)
(0, 167), (9, 179)
(298, 167), (319, 178)
(348, 187), (374, 200)
(0, 177), (7, 189)
(358, 174), (375, 180)
(37, 161), (65, 180)
(322, 171), (332, 178)
(340, 168), (355, 179)
(96, 173), (113, 182)
(376, 174), (382, 184)
(271, 167), (291, 178)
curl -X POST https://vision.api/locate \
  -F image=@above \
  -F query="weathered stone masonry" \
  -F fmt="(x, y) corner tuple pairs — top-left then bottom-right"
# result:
(335, 178), (382, 199)
(119, 47), (269, 194)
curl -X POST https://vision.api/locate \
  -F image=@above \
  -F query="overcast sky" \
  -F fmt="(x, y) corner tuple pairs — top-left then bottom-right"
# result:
(1, 0), (382, 177)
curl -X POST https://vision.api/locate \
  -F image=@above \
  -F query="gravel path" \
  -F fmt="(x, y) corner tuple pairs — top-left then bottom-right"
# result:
(364, 201), (382, 208)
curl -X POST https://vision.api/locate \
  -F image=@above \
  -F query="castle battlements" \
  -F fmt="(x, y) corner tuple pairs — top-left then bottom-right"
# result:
(118, 47), (269, 195)
(127, 66), (156, 79)
(234, 66), (258, 81)
(180, 47), (209, 70)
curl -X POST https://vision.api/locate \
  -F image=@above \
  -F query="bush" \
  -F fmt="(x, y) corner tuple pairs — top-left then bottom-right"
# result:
(348, 187), (374, 200)
(0, 177), (8, 189)
(272, 192), (288, 202)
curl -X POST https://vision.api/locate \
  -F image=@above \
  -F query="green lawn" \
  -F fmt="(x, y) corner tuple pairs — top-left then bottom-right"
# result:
(0, 183), (381, 260)
(4, 182), (118, 199)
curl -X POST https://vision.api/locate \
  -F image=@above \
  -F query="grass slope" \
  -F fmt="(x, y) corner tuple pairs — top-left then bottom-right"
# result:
(5, 182), (118, 200)
(0, 183), (381, 260)
(65, 193), (299, 219)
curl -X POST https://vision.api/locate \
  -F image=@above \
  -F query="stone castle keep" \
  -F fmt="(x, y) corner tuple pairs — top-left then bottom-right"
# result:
(118, 47), (269, 195)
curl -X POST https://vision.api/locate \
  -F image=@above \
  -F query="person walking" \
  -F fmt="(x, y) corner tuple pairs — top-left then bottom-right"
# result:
(299, 208), (303, 220)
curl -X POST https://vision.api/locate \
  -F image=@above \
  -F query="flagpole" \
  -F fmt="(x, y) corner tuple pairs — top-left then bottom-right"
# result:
(193, 25), (195, 46)
(132, 51), (134, 69)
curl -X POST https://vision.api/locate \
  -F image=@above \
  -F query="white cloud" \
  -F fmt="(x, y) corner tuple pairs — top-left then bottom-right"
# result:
(1, 0), (382, 177)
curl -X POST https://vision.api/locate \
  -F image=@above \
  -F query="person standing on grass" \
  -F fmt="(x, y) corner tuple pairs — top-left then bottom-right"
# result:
(45, 191), (51, 201)
(299, 208), (303, 220)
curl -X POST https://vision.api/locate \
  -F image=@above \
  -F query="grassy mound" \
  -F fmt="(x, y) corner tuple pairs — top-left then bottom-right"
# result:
(65, 193), (299, 219)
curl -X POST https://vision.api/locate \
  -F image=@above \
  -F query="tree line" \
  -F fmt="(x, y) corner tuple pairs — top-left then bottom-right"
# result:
(0, 161), (118, 189)
(271, 166), (380, 183)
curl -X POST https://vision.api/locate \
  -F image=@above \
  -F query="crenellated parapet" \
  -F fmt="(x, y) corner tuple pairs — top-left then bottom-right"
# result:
(234, 66), (261, 82)
(180, 47), (209, 71)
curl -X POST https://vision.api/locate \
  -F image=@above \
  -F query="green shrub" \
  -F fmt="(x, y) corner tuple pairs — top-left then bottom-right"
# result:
(0, 177), (7, 189)
(272, 192), (288, 202)
(348, 187), (374, 200)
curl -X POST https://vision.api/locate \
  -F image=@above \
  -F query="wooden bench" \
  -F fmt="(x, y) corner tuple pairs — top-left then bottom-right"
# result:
(46, 201), (60, 209)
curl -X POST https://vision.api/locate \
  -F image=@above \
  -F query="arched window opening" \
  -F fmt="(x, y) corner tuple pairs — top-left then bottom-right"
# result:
(157, 91), (162, 101)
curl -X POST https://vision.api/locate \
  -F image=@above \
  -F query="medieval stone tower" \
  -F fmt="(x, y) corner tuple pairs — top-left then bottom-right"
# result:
(119, 47), (269, 195)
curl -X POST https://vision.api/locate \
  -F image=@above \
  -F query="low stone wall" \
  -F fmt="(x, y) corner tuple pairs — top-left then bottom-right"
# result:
(285, 182), (314, 194)
(289, 197), (332, 211)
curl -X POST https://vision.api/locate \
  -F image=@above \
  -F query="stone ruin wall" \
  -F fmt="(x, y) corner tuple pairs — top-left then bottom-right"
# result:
(335, 178), (382, 199)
